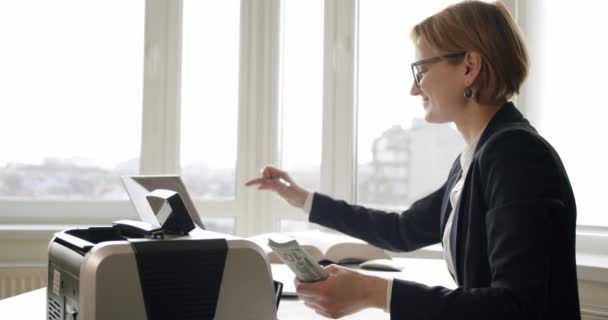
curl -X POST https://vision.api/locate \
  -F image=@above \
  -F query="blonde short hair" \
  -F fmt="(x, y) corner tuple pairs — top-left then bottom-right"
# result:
(411, 1), (529, 105)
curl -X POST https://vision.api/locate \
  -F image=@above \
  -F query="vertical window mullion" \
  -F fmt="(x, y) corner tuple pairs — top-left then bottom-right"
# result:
(320, 0), (358, 202)
(141, 0), (182, 175)
(500, 0), (522, 111)
(236, 0), (281, 236)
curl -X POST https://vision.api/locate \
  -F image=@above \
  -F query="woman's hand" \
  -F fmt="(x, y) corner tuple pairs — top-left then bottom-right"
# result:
(295, 265), (389, 318)
(244, 165), (310, 209)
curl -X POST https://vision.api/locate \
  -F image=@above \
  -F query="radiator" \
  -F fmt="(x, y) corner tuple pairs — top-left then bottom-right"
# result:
(0, 266), (47, 300)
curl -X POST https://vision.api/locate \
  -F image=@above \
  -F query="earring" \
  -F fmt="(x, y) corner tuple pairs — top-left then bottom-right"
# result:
(464, 88), (473, 98)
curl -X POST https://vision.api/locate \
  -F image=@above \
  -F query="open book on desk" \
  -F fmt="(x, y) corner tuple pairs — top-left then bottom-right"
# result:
(248, 229), (391, 265)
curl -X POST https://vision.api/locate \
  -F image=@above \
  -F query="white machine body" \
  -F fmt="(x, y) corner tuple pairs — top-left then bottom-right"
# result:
(47, 227), (278, 320)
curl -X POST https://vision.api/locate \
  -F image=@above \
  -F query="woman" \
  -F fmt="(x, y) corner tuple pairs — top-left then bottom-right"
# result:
(245, 1), (580, 319)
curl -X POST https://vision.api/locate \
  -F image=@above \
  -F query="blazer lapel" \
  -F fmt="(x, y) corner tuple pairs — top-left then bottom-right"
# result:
(448, 101), (527, 284)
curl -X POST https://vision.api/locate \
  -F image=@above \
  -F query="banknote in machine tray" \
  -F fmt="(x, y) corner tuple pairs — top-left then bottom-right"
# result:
(268, 238), (328, 282)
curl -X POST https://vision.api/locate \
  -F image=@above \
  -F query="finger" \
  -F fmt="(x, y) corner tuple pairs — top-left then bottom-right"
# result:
(249, 181), (275, 191)
(272, 177), (292, 188)
(296, 289), (319, 300)
(295, 281), (310, 294)
(300, 293), (325, 309)
(262, 166), (290, 182)
(262, 169), (299, 192)
(244, 178), (265, 186)
(260, 165), (281, 178)
(261, 167), (272, 179)
(295, 281), (321, 296)
(275, 171), (295, 185)
(324, 264), (340, 274)
(303, 300), (325, 310)
(303, 300), (325, 313)
(315, 309), (333, 319)
(296, 283), (330, 303)
(257, 179), (286, 191)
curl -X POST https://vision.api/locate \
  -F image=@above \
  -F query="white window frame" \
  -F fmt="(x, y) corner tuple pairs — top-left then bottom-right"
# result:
(1, 0), (607, 259)
(140, 0), (285, 237)
(267, 0), (358, 231)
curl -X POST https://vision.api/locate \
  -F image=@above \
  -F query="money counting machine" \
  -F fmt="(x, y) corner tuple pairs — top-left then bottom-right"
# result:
(47, 190), (281, 320)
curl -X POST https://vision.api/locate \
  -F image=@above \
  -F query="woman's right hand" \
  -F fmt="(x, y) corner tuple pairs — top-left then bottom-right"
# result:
(244, 165), (310, 209)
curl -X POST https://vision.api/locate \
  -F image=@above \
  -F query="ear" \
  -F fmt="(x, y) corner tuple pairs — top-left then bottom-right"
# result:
(463, 51), (482, 87)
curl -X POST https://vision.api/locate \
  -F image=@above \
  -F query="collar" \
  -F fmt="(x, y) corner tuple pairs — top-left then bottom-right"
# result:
(473, 101), (527, 157)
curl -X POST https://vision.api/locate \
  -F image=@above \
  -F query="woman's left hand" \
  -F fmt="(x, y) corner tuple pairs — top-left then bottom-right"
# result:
(295, 264), (389, 319)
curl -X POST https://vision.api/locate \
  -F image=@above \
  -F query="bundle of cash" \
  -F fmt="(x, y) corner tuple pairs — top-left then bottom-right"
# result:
(268, 238), (328, 282)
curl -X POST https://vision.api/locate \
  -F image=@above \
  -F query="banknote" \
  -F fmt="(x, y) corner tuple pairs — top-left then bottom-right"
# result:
(268, 238), (328, 282)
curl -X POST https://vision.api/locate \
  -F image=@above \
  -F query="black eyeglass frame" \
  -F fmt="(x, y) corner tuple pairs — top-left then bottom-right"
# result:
(411, 51), (467, 88)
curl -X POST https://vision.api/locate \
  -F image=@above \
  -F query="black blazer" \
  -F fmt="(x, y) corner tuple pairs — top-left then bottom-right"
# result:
(309, 102), (581, 319)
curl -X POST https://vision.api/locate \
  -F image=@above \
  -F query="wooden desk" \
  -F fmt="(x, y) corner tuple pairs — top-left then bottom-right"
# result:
(0, 258), (455, 319)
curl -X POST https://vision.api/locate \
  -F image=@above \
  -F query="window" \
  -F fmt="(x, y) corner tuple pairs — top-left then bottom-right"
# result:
(2, 0), (605, 242)
(179, 0), (241, 234)
(280, 0), (324, 192)
(180, 0), (240, 201)
(527, 0), (608, 227)
(356, 0), (464, 209)
(0, 0), (144, 200)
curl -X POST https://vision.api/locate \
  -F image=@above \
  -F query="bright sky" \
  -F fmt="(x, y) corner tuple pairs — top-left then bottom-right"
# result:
(0, 1), (144, 168)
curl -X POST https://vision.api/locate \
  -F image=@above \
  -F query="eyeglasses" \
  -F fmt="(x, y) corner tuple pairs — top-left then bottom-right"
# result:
(411, 51), (466, 88)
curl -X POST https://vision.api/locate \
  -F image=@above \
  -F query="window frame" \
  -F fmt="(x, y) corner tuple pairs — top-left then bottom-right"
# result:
(1, 0), (607, 257)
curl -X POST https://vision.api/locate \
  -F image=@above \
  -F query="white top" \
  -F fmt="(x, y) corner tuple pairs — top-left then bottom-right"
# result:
(442, 133), (481, 282)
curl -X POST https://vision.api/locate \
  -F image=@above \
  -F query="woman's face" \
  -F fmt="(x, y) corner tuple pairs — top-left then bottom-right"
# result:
(410, 40), (467, 123)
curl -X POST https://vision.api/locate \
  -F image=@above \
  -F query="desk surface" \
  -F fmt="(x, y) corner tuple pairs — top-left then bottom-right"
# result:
(0, 258), (455, 319)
